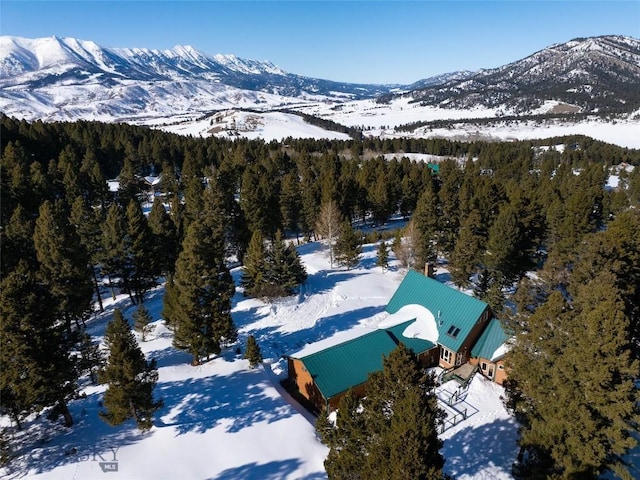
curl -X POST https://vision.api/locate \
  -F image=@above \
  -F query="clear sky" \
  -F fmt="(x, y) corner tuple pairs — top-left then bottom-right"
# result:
(1, 1), (639, 84)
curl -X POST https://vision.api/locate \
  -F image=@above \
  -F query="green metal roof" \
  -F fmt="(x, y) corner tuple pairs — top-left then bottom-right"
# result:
(296, 329), (399, 400)
(471, 318), (508, 360)
(293, 320), (435, 401)
(386, 269), (489, 353)
(385, 320), (436, 355)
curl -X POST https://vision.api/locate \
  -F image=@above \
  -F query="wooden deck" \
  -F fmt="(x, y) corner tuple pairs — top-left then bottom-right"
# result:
(440, 363), (478, 386)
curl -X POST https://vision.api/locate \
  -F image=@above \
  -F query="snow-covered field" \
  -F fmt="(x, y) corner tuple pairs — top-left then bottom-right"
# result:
(149, 97), (640, 149)
(0, 240), (519, 480)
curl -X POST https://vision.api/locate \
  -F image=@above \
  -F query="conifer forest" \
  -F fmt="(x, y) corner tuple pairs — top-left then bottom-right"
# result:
(1, 113), (639, 479)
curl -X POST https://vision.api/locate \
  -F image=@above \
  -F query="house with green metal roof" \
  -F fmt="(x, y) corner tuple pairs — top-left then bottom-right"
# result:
(386, 269), (492, 370)
(470, 317), (510, 385)
(286, 320), (437, 412)
(286, 269), (505, 413)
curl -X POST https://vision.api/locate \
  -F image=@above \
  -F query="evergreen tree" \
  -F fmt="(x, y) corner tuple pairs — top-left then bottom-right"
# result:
(320, 344), (444, 480)
(0, 262), (77, 428)
(485, 203), (522, 286)
(376, 240), (389, 272)
(412, 186), (439, 270)
(244, 335), (263, 368)
(166, 217), (236, 365)
(321, 391), (368, 479)
(33, 200), (93, 333)
(100, 202), (132, 301)
(77, 330), (105, 385)
(280, 171), (302, 241)
(448, 208), (484, 288)
(266, 230), (307, 296)
(99, 309), (162, 431)
(334, 220), (362, 270)
(147, 197), (178, 276)
(1, 204), (36, 275)
(241, 230), (267, 296)
(125, 199), (159, 303)
(70, 195), (104, 312)
(133, 304), (153, 342)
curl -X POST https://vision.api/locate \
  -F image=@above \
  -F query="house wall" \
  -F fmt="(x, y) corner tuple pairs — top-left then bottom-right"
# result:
(287, 358), (326, 412)
(438, 346), (455, 368)
(417, 346), (440, 368)
(469, 357), (508, 385)
(327, 383), (367, 411)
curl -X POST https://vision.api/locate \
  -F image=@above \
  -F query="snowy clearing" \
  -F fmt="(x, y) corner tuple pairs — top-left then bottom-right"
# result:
(1, 241), (518, 480)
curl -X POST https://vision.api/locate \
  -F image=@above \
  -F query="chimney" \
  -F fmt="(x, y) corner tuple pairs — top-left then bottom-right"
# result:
(425, 262), (436, 278)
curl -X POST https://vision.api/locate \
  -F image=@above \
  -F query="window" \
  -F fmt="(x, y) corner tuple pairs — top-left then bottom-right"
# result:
(446, 325), (461, 338)
(481, 362), (487, 371)
(498, 365), (504, 370)
(440, 348), (452, 364)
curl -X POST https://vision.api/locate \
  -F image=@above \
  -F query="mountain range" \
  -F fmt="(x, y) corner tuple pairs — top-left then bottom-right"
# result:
(0, 34), (639, 125)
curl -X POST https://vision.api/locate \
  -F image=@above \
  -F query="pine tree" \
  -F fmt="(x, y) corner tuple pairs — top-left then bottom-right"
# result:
(322, 391), (368, 479)
(241, 230), (267, 297)
(507, 282), (638, 478)
(147, 197), (178, 276)
(334, 220), (362, 270)
(0, 262), (78, 428)
(244, 335), (263, 368)
(166, 216), (236, 365)
(1, 204), (36, 275)
(33, 200), (94, 333)
(376, 240), (389, 272)
(485, 203), (522, 286)
(100, 202), (132, 301)
(125, 199), (159, 303)
(99, 309), (162, 431)
(133, 304), (153, 342)
(77, 330), (105, 385)
(266, 230), (307, 296)
(449, 208), (484, 288)
(320, 344), (444, 480)
(280, 171), (302, 241)
(412, 186), (439, 270)
(70, 195), (104, 312)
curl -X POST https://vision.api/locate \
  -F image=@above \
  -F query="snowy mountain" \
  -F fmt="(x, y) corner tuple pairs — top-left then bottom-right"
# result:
(0, 35), (396, 121)
(1, 35), (639, 127)
(406, 35), (640, 114)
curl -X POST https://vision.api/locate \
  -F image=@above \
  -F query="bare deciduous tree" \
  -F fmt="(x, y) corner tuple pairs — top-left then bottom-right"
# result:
(393, 219), (418, 269)
(315, 200), (343, 268)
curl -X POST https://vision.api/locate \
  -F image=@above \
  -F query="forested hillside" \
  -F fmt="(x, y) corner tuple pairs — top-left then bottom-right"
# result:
(1, 114), (639, 478)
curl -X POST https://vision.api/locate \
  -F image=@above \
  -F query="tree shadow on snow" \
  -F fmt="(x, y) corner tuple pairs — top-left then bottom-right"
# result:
(211, 458), (325, 480)
(155, 369), (294, 435)
(2, 390), (148, 479)
(442, 417), (519, 479)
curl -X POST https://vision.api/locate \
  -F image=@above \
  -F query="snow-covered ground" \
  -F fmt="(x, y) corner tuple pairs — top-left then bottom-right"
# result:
(1, 241), (519, 480)
(148, 97), (640, 149)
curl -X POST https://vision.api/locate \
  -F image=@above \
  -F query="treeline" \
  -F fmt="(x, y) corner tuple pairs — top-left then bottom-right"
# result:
(396, 112), (638, 133)
(278, 109), (363, 139)
(1, 114), (639, 477)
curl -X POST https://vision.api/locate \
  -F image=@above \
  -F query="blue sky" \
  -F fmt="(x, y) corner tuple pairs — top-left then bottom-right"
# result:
(2, 1), (639, 84)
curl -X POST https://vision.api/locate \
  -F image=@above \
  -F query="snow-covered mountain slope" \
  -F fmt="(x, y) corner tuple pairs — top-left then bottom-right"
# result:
(407, 35), (640, 113)
(0, 35), (396, 122)
(1, 34), (639, 148)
